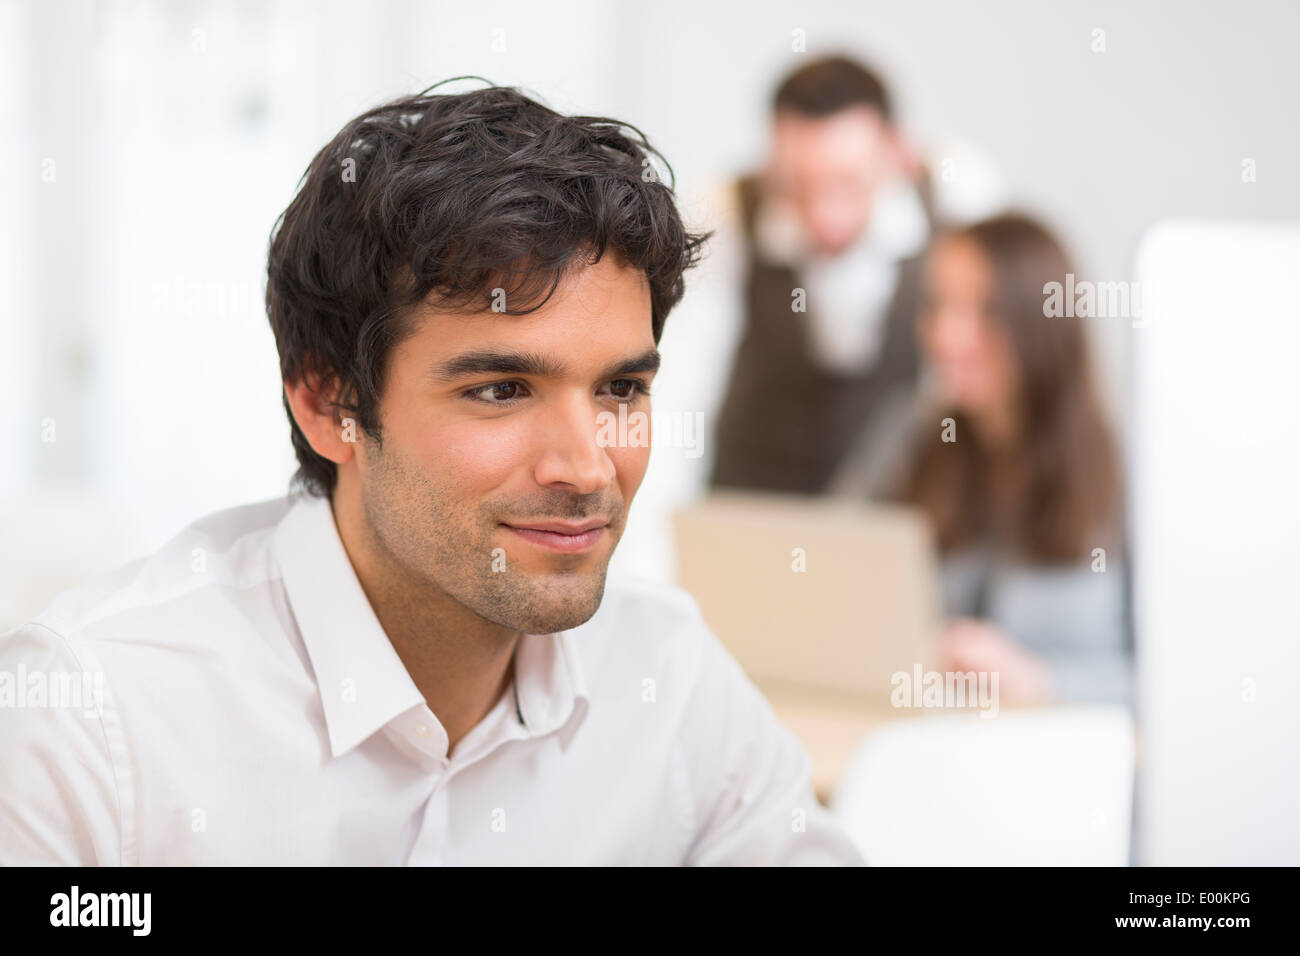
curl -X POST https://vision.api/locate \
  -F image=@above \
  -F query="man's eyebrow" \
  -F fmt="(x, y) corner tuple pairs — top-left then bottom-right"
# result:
(429, 347), (661, 383)
(429, 350), (565, 382)
(601, 347), (661, 380)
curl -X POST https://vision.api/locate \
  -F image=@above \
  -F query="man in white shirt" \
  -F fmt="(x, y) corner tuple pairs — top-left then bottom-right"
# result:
(0, 82), (865, 866)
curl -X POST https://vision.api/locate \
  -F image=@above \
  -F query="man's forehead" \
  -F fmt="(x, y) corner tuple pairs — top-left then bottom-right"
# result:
(396, 306), (657, 381)
(772, 108), (889, 161)
(391, 252), (653, 366)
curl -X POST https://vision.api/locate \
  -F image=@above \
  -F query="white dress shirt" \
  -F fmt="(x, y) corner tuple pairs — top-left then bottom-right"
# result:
(0, 493), (865, 866)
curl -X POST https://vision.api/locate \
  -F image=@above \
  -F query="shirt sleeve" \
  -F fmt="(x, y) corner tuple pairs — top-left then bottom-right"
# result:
(987, 555), (1134, 707)
(1043, 647), (1134, 706)
(679, 611), (867, 866)
(0, 622), (123, 865)
(825, 386), (923, 502)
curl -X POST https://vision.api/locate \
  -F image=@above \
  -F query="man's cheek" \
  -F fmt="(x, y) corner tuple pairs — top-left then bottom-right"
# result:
(428, 428), (524, 503)
(611, 444), (650, 505)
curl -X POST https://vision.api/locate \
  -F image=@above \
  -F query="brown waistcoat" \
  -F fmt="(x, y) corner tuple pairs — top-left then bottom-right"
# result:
(709, 173), (926, 493)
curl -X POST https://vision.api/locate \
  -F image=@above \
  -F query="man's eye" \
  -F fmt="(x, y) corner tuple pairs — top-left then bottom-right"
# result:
(607, 379), (650, 401)
(466, 382), (526, 403)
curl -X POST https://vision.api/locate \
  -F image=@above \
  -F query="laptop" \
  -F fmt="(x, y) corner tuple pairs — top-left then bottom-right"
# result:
(672, 490), (942, 795)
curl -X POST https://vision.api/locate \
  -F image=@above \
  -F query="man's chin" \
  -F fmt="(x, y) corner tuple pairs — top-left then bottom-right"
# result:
(492, 570), (608, 635)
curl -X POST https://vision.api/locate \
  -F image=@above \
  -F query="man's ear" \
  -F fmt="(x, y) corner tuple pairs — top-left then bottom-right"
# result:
(283, 369), (358, 468)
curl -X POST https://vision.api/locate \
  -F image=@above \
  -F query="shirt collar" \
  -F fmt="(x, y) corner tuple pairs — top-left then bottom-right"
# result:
(271, 493), (589, 759)
(515, 628), (589, 751)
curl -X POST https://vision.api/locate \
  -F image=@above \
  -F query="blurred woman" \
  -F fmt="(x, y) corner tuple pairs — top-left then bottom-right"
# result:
(832, 213), (1130, 705)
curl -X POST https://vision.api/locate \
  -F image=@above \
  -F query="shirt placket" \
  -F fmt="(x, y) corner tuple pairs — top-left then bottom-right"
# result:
(404, 684), (532, 865)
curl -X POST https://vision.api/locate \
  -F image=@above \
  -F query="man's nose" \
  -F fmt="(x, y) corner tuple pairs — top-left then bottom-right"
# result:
(531, 394), (617, 495)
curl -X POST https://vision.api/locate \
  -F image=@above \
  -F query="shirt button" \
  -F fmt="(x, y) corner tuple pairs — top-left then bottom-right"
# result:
(414, 723), (430, 738)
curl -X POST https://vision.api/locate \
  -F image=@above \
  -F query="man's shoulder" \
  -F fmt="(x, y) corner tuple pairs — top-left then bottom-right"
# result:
(14, 495), (296, 651)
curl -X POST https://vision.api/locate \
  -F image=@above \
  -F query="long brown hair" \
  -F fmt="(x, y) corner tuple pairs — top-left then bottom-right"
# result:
(898, 214), (1121, 564)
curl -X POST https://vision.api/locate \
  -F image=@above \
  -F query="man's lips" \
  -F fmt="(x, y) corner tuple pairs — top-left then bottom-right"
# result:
(501, 519), (610, 554)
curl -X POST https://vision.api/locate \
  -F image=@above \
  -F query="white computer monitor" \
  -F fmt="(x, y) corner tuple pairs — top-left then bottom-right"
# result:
(1132, 219), (1300, 865)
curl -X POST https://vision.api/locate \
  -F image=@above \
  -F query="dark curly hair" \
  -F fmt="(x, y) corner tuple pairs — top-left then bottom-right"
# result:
(265, 78), (710, 497)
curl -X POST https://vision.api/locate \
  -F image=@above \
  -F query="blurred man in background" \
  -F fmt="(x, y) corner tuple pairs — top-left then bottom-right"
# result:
(709, 54), (933, 493)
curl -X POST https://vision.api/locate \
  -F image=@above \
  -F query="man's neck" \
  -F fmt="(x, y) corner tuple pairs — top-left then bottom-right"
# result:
(330, 495), (519, 757)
